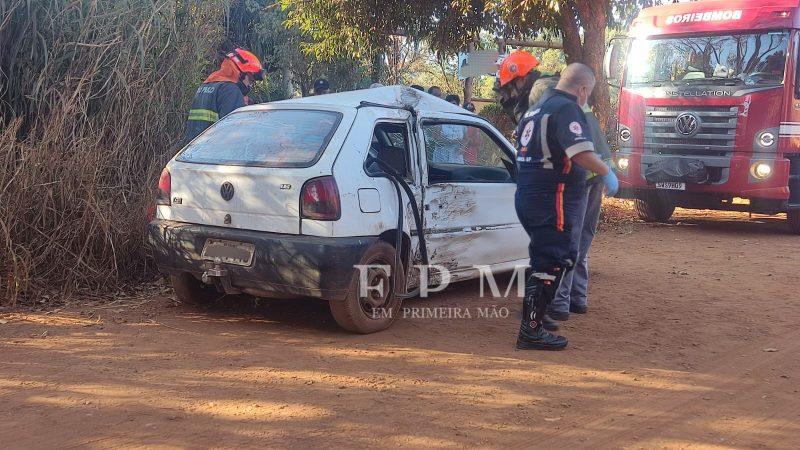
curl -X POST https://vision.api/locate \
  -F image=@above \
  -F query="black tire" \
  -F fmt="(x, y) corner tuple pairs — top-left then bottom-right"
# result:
(634, 192), (675, 223)
(788, 209), (800, 235)
(329, 241), (405, 334)
(170, 273), (222, 305)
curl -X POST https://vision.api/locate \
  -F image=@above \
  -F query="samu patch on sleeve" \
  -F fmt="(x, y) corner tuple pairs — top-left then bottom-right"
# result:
(569, 121), (583, 135)
(520, 120), (535, 146)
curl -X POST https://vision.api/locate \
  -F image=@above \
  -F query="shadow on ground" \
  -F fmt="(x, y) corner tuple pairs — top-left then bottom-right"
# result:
(2, 212), (799, 448)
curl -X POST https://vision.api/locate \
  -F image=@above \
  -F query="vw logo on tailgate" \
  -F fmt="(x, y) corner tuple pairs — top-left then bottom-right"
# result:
(220, 182), (235, 201)
(675, 112), (701, 137)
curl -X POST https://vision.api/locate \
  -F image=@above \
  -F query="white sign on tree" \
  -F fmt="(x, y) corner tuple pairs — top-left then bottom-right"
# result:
(458, 49), (502, 80)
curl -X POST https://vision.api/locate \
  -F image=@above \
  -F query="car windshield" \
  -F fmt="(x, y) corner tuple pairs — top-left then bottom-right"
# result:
(178, 109), (342, 167)
(626, 31), (789, 87)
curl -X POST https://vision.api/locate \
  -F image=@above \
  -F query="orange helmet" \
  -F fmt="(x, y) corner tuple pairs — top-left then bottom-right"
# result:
(227, 48), (264, 80)
(498, 50), (540, 87)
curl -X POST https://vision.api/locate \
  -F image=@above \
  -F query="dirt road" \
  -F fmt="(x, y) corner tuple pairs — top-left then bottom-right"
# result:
(2, 206), (799, 449)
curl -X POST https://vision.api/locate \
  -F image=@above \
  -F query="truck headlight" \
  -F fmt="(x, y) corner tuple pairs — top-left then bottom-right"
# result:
(617, 157), (630, 171)
(750, 162), (772, 180)
(757, 131), (775, 148)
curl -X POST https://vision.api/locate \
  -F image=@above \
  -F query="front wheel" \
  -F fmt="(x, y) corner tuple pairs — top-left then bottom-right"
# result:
(329, 241), (405, 334)
(788, 209), (800, 235)
(634, 192), (675, 223)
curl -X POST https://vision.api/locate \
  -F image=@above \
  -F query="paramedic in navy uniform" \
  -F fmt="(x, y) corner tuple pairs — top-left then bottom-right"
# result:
(513, 63), (619, 351)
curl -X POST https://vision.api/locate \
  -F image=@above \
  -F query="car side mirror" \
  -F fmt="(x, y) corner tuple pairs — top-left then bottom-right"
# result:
(604, 36), (630, 88)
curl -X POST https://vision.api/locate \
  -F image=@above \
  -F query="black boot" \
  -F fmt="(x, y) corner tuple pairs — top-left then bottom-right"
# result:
(542, 314), (560, 331)
(516, 272), (568, 351)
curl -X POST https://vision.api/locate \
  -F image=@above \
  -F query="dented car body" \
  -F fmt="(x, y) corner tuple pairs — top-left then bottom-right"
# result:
(148, 86), (528, 332)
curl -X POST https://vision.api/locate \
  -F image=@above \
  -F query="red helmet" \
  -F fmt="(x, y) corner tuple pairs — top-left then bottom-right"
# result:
(227, 48), (264, 80)
(498, 50), (540, 87)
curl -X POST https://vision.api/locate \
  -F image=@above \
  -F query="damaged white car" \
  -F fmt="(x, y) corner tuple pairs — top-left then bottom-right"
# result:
(148, 86), (528, 333)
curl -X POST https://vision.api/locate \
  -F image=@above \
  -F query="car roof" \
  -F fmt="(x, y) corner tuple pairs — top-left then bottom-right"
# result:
(240, 85), (472, 115)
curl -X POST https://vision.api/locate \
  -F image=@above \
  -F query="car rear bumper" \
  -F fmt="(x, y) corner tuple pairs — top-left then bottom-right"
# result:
(147, 220), (378, 301)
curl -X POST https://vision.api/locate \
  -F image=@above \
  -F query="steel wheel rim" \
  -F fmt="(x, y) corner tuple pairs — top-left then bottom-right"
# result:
(358, 264), (392, 317)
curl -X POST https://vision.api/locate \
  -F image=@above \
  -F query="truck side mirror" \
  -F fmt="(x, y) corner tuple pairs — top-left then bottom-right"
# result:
(604, 36), (629, 88)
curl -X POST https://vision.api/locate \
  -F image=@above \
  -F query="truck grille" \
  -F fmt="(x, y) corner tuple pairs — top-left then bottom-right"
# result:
(644, 106), (738, 157)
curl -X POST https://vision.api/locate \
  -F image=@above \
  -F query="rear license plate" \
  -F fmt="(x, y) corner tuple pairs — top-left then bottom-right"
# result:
(201, 239), (255, 266)
(655, 182), (686, 191)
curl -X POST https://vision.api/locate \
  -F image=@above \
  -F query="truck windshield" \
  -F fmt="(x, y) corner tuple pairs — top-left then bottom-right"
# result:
(626, 31), (789, 87)
(178, 109), (342, 167)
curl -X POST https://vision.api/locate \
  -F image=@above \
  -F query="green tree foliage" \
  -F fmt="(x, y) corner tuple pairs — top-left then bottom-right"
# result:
(282, 0), (663, 125)
(281, 0), (489, 60)
(405, 47), (462, 95)
(225, 0), (370, 99)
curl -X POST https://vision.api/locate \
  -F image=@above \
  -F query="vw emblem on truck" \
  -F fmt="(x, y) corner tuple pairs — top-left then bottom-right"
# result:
(675, 112), (701, 137)
(220, 182), (235, 201)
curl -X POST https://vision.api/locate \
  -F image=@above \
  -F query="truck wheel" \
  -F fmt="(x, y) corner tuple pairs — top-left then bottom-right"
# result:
(634, 192), (675, 223)
(788, 209), (800, 235)
(170, 273), (221, 305)
(330, 241), (405, 334)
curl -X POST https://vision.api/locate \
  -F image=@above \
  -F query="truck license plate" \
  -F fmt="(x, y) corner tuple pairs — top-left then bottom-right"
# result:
(201, 239), (255, 266)
(655, 182), (686, 191)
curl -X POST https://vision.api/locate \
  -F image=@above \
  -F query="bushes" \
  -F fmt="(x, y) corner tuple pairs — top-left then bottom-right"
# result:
(0, 0), (224, 304)
(478, 102), (516, 141)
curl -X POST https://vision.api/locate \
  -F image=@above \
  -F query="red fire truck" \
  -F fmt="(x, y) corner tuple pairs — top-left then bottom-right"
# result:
(605, 0), (800, 233)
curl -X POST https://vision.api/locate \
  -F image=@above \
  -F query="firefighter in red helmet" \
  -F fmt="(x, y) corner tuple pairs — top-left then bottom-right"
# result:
(495, 50), (542, 124)
(184, 48), (265, 144)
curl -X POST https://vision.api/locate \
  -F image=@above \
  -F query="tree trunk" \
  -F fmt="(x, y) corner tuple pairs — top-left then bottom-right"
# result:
(463, 42), (475, 104)
(282, 66), (293, 99)
(574, 0), (611, 133)
(557, 0), (583, 64)
(371, 52), (383, 83)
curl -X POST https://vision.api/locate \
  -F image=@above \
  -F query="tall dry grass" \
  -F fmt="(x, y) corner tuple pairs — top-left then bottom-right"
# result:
(0, 0), (225, 305)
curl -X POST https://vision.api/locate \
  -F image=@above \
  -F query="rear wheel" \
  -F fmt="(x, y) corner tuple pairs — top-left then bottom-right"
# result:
(634, 192), (675, 223)
(788, 209), (800, 235)
(329, 241), (404, 334)
(170, 273), (222, 305)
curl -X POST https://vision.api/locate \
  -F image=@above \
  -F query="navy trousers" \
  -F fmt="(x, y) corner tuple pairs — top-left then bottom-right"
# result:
(515, 182), (585, 273)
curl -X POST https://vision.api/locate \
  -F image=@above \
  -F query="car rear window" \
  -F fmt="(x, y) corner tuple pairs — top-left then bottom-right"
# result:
(178, 109), (342, 167)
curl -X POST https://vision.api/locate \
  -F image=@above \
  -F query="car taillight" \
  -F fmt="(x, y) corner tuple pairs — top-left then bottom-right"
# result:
(301, 176), (340, 221)
(156, 168), (171, 206)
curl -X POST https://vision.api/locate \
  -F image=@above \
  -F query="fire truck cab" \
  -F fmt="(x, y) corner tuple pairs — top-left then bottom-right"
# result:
(606, 0), (800, 233)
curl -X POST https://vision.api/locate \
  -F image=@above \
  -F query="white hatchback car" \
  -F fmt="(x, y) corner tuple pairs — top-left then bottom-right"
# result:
(148, 86), (529, 333)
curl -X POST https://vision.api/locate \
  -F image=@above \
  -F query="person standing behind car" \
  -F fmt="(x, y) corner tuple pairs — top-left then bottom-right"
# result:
(512, 63), (618, 351)
(428, 86), (443, 98)
(548, 103), (612, 320)
(462, 102), (480, 164)
(312, 78), (331, 95)
(184, 48), (264, 144)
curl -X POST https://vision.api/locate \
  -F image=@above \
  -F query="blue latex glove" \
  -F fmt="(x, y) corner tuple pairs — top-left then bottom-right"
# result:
(602, 170), (619, 197)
